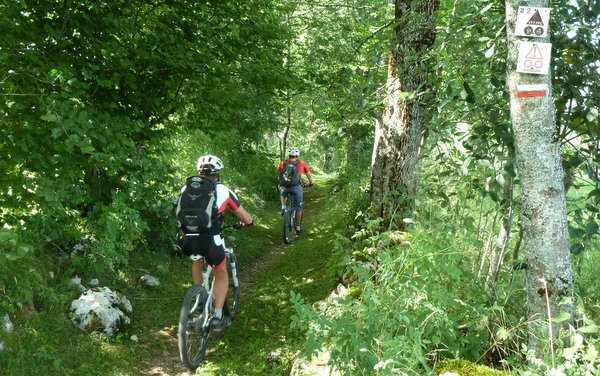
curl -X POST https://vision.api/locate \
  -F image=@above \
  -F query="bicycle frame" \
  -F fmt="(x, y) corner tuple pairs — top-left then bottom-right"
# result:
(282, 191), (296, 244)
(178, 230), (241, 370)
(196, 246), (238, 325)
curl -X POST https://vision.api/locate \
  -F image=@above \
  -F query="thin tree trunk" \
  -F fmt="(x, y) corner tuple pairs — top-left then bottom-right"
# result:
(485, 174), (514, 290)
(505, 0), (574, 354)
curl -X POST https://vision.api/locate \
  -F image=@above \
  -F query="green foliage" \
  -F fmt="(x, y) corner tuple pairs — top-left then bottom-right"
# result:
(517, 321), (600, 376)
(274, 0), (385, 175)
(0, 228), (32, 263)
(0, 228), (44, 313)
(292, 223), (504, 374)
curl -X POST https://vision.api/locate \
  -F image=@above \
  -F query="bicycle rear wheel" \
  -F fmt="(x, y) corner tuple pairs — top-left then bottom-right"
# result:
(282, 208), (293, 244)
(178, 284), (212, 370)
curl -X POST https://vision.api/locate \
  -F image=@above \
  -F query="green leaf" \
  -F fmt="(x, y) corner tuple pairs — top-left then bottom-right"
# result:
(578, 324), (600, 334)
(80, 145), (96, 154)
(40, 112), (58, 122)
(587, 188), (600, 199)
(551, 311), (571, 323)
(479, 4), (493, 14)
(51, 127), (63, 138)
(495, 327), (509, 341)
(585, 221), (599, 235)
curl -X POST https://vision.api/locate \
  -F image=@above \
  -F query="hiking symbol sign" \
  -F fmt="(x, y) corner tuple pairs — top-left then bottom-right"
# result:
(515, 6), (551, 38)
(516, 41), (551, 75)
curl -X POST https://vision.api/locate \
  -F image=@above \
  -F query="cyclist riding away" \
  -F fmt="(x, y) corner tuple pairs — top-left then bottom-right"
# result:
(278, 147), (314, 235)
(176, 155), (253, 331)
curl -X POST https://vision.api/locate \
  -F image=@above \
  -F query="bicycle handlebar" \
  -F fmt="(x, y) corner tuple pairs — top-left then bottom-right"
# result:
(223, 220), (255, 230)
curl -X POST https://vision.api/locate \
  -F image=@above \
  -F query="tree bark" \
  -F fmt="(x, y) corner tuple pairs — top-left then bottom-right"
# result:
(370, 0), (439, 229)
(504, 0), (574, 354)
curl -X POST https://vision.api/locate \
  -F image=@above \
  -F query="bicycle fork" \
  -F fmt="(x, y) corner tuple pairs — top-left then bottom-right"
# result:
(226, 248), (239, 289)
(200, 266), (214, 327)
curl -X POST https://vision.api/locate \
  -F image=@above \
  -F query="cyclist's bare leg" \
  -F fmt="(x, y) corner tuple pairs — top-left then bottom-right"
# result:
(295, 210), (302, 225)
(212, 267), (229, 311)
(192, 259), (203, 285)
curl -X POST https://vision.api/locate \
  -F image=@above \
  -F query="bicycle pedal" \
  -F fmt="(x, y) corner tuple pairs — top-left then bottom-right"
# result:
(210, 315), (232, 332)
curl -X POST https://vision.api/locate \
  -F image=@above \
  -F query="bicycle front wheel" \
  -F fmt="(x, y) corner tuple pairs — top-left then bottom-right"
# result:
(178, 284), (212, 370)
(226, 251), (240, 318)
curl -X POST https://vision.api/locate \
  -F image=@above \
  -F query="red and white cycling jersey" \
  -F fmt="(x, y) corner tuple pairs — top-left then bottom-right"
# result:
(215, 183), (240, 214)
(277, 157), (311, 178)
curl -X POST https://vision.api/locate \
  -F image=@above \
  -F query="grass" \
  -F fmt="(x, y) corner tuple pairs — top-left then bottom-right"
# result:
(198, 178), (344, 375)
(0, 174), (346, 375)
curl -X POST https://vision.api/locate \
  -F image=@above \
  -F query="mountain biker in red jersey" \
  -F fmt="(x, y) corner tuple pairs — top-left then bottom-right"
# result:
(277, 147), (314, 235)
(177, 155), (253, 331)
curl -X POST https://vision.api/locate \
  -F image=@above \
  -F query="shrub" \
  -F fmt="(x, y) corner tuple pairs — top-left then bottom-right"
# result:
(0, 228), (45, 313)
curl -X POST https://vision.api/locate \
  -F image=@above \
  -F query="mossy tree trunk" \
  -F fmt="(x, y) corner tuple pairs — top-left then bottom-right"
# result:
(370, 0), (439, 229)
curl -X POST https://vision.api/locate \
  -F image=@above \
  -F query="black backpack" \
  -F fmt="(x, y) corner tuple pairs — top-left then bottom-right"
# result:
(279, 160), (301, 187)
(176, 176), (219, 233)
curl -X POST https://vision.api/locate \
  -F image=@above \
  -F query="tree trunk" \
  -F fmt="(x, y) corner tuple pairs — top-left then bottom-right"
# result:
(504, 0), (574, 354)
(280, 104), (291, 161)
(370, 0), (439, 229)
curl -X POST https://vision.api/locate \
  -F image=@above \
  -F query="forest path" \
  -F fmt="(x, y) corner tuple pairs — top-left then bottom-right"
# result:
(136, 175), (343, 375)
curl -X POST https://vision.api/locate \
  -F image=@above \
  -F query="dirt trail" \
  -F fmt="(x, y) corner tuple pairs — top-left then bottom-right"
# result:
(141, 243), (291, 376)
(138, 183), (328, 376)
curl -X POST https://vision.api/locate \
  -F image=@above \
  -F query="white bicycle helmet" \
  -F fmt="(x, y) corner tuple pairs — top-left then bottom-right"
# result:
(196, 155), (224, 174)
(288, 147), (300, 157)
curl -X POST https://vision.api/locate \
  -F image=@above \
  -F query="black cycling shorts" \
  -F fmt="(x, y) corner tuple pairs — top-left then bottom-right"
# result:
(177, 231), (226, 268)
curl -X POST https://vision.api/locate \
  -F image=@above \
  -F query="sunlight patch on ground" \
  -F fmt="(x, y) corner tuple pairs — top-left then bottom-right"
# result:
(157, 328), (173, 338)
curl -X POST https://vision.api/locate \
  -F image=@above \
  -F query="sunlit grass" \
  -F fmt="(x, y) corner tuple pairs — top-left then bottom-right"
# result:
(0, 174), (344, 375)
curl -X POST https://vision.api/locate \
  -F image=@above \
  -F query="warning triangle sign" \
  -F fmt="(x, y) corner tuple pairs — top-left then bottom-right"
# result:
(525, 44), (544, 59)
(527, 10), (544, 26)
(517, 41), (551, 75)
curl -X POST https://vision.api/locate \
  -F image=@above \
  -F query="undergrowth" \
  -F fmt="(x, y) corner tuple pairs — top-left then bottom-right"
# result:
(291, 187), (600, 375)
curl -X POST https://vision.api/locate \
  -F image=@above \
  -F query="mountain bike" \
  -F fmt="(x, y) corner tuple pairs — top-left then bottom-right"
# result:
(177, 224), (241, 371)
(282, 190), (296, 244)
(281, 182), (312, 244)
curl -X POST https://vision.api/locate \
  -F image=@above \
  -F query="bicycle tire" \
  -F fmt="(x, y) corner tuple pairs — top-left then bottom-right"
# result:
(178, 284), (212, 370)
(226, 252), (241, 318)
(283, 209), (293, 244)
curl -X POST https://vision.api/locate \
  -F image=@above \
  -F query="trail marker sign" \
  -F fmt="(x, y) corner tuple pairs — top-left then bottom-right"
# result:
(515, 6), (551, 37)
(517, 84), (548, 98)
(517, 41), (551, 75)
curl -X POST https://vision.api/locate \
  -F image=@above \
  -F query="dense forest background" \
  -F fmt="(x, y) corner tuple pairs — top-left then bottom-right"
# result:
(1, 0), (599, 375)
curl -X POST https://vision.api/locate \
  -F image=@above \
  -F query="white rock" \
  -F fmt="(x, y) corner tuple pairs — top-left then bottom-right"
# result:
(70, 287), (132, 337)
(3, 314), (13, 333)
(88, 278), (99, 286)
(140, 274), (160, 287)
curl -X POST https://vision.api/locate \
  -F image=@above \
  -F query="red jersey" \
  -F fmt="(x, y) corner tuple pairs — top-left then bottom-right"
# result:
(278, 157), (310, 177)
